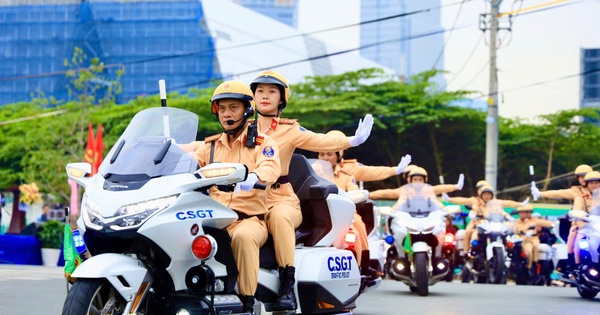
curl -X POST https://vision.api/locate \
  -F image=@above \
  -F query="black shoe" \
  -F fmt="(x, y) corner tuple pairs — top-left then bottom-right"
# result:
(275, 266), (297, 311)
(239, 295), (255, 315)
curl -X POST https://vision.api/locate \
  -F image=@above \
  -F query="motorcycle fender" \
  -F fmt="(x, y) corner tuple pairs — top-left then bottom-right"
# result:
(412, 241), (428, 253)
(486, 242), (504, 260)
(71, 253), (151, 302)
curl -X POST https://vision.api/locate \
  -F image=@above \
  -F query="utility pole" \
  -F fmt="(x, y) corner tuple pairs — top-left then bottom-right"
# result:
(481, 0), (502, 191)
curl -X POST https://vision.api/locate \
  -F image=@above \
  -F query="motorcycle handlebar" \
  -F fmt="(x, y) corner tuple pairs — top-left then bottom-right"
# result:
(254, 183), (267, 190)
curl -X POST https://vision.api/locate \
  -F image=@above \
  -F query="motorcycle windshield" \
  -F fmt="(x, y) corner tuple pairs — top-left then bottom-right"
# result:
(396, 183), (443, 217)
(591, 189), (600, 216)
(309, 159), (336, 184)
(98, 107), (199, 178)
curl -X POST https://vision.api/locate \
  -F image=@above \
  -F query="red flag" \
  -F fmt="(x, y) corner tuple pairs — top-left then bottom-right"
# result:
(84, 122), (96, 175)
(94, 124), (104, 173)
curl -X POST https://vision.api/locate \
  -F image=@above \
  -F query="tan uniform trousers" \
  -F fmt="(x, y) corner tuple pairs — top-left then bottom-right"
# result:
(521, 236), (541, 269)
(226, 217), (268, 296)
(265, 183), (303, 268)
(463, 220), (478, 252)
(352, 212), (369, 264)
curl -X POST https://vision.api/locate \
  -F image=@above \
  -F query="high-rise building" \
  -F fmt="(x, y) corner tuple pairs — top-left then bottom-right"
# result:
(581, 48), (600, 123)
(0, 0), (388, 105)
(237, 0), (298, 28)
(360, 0), (445, 87)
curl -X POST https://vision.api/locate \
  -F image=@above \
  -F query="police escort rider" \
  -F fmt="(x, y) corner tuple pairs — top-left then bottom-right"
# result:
(250, 70), (373, 311)
(181, 80), (281, 314)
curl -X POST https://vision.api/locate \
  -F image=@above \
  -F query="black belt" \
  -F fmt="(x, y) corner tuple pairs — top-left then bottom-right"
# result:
(234, 210), (264, 221)
(271, 175), (290, 189)
(276, 175), (289, 184)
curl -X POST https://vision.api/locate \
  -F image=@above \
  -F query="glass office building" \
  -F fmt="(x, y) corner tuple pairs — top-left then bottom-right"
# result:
(0, 0), (386, 105)
(237, 0), (297, 28)
(359, 0), (445, 87)
(581, 48), (600, 124)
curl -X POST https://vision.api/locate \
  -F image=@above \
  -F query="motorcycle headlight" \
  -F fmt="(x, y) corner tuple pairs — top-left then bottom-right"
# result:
(110, 195), (178, 230)
(490, 222), (503, 232)
(82, 196), (103, 230)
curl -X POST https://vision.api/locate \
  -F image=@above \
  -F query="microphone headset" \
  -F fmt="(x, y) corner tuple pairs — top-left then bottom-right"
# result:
(225, 105), (255, 125)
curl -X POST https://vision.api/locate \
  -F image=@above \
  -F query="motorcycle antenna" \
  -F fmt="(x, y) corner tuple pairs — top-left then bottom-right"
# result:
(159, 79), (171, 138)
(529, 165), (536, 199)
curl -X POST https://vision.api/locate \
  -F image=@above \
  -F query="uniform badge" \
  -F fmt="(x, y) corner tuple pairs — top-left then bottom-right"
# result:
(352, 178), (356, 184)
(299, 126), (306, 132)
(263, 146), (275, 157)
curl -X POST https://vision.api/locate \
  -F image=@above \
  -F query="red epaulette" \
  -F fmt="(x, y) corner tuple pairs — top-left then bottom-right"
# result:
(256, 135), (265, 146)
(279, 118), (298, 125)
(204, 134), (221, 142)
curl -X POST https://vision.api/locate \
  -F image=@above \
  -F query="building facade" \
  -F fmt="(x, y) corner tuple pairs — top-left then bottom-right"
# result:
(0, 0), (387, 105)
(581, 48), (600, 114)
(359, 0), (445, 87)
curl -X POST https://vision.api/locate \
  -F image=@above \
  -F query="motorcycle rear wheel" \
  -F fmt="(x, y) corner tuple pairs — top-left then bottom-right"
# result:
(62, 278), (127, 315)
(414, 252), (429, 296)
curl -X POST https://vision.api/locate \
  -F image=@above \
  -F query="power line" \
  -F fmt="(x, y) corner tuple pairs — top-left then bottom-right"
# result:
(168, 28), (453, 90)
(443, 32), (484, 88)
(431, 0), (467, 70)
(498, 162), (600, 194)
(0, 0), (471, 83)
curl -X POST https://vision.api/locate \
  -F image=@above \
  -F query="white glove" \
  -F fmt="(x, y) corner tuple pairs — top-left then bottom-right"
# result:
(235, 173), (258, 193)
(395, 154), (412, 175)
(520, 197), (530, 207)
(507, 216), (516, 222)
(468, 211), (477, 220)
(441, 193), (450, 202)
(456, 174), (465, 190)
(531, 186), (541, 201)
(526, 230), (533, 237)
(348, 114), (374, 147)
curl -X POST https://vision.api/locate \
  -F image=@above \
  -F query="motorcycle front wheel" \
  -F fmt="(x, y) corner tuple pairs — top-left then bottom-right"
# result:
(62, 278), (127, 315)
(577, 285), (598, 299)
(488, 247), (506, 284)
(414, 252), (429, 296)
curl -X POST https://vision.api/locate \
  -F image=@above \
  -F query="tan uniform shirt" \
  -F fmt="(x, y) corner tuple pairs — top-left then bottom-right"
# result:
(369, 184), (458, 200)
(259, 118), (351, 177)
(540, 186), (585, 200)
(258, 117), (351, 210)
(514, 218), (554, 235)
(470, 198), (520, 219)
(333, 165), (359, 192)
(340, 159), (397, 182)
(573, 190), (593, 213)
(183, 127), (281, 216)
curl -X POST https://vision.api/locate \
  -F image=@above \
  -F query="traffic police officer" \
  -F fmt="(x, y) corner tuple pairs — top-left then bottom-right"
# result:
(369, 166), (464, 200)
(531, 164), (592, 200)
(182, 80), (281, 314)
(572, 171), (600, 267)
(251, 70), (373, 311)
(514, 205), (554, 273)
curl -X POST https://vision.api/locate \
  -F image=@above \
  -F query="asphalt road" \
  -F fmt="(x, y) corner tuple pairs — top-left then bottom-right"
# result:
(1, 265), (598, 315)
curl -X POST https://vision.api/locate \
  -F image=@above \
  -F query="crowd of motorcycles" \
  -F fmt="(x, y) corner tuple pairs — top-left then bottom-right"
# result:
(60, 104), (600, 315)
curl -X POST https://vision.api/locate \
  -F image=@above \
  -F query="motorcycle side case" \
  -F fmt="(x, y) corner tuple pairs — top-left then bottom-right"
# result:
(295, 247), (361, 314)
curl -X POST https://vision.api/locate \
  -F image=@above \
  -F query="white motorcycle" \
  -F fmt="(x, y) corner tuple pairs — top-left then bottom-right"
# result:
(569, 191), (600, 299)
(309, 159), (383, 292)
(383, 183), (460, 296)
(62, 106), (362, 314)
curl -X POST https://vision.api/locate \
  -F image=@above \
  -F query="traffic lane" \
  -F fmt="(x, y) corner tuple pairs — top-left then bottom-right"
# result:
(353, 280), (600, 315)
(0, 265), (65, 315)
